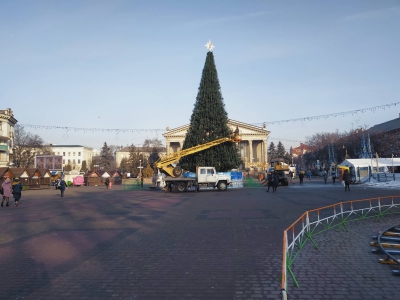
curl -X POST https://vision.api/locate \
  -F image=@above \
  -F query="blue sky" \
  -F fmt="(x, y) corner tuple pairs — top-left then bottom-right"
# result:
(1, 0), (399, 151)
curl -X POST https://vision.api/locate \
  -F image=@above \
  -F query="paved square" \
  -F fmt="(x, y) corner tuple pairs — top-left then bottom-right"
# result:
(0, 180), (399, 299)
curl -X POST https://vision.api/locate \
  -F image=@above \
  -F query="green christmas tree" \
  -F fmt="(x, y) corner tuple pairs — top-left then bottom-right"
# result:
(179, 48), (242, 172)
(100, 142), (113, 171)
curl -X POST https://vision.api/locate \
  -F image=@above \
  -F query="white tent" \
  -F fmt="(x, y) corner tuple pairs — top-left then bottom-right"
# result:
(340, 158), (400, 168)
(339, 158), (400, 182)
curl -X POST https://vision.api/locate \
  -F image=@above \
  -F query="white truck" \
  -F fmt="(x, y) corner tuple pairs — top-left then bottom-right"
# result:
(158, 166), (232, 192)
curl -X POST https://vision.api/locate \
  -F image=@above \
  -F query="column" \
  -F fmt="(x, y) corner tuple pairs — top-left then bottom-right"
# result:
(263, 140), (268, 169)
(248, 140), (253, 168)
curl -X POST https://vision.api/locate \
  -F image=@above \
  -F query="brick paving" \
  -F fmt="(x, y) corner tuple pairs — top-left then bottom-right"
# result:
(0, 179), (399, 299)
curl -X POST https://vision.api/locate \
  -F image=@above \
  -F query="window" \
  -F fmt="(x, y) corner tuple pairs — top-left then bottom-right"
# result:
(78, 159), (81, 164)
(63, 159), (65, 164)
(63, 152), (65, 156)
(207, 169), (214, 175)
(200, 169), (206, 174)
(68, 152), (70, 156)
(78, 152), (81, 156)
(73, 159), (76, 164)
(73, 152), (75, 156)
(68, 159), (71, 164)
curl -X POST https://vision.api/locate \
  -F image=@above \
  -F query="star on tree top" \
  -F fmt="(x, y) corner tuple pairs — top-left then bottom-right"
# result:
(205, 40), (215, 52)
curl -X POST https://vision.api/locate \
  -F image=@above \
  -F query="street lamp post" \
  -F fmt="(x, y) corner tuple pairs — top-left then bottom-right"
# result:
(139, 159), (142, 176)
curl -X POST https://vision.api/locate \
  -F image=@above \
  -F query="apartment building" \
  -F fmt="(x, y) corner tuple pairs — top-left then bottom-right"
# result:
(49, 145), (93, 171)
(0, 108), (17, 167)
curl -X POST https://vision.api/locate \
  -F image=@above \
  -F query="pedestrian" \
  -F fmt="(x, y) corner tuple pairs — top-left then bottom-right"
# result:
(343, 169), (351, 191)
(105, 177), (110, 189)
(55, 178), (60, 190)
(288, 171), (295, 184)
(272, 172), (279, 192)
(1, 178), (12, 207)
(332, 171), (336, 184)
(262, 172), (273, 192)
(12, 178), (23, 206)
(152, 174), (157, 186)
(299, 172), (304, 185)
(306, 170), (312, 182)
(59, 177), (67, 197)
(322, 171), (328, 184)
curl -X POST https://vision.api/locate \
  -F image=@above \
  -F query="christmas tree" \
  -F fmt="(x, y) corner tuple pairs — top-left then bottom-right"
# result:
(179, 41), (242, 172)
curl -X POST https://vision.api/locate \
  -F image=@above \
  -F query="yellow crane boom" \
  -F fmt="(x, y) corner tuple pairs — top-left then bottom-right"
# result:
(155, 127), (241, 177)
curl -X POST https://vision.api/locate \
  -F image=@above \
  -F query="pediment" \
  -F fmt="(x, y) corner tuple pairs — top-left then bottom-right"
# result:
(163, 119), (269, 139)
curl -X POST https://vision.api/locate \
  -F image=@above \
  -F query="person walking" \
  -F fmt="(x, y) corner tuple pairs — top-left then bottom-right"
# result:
(306, 170), (312, 182)
(140, 173), (144, 188)
(322, 171), (328, 184)
(332, 171), (336, 184)
(105, 177), (110, 189)
(262, 172), (273, 192)
(1, 178), (12, 207)
(343, 169), (351, 191)
(59, 177), (67, 197)
(272, 172), (279, 192)
(12, 178), (23, 206)
(299, 172), (304, 185)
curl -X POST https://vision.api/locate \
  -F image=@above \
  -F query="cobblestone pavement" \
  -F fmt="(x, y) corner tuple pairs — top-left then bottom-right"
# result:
(0, 179), (399, 299)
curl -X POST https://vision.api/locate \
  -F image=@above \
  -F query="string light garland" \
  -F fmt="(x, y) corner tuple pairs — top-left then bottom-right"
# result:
(18, 125), (165, 134)
(19, 102), (398, 145)
(252, 101), (400, 127)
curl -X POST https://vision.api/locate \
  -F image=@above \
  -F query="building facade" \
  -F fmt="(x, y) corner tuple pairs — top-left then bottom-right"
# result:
(115, 146), (167, 169)
(163, 119), (270, 170)
(291, 143), (309, 158)
(49, 145), (93, 171)
(0, 108), (17, 167)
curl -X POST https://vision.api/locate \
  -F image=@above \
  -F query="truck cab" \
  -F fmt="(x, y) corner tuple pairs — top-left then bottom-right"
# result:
(196, 166), (231, 191)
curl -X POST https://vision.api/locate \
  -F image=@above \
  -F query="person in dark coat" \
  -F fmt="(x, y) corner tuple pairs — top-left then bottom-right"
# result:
(105, 178), (110, 189)
(12, 178), (23, 206)
(272, 172), (279, 192)
(343, 169), (351, 191)
(262, 173), (274, 192)
(299, 172), (304, 185)
(322, 171), (328, 184)
(59, 178), (67, 197)
(332, 171), (336, 184)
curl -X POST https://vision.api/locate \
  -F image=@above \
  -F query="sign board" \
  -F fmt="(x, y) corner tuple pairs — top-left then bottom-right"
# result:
(35, 155), (63, 171)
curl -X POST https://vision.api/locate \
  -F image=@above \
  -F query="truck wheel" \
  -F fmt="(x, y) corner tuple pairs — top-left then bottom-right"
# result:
(176, 182), (187, 192)
(282, 179), (289, 186)
(173, 166), (183, 177)
(217, 181), (227, 191)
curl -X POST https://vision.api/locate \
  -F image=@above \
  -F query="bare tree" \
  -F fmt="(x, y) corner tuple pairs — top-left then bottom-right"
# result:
(13, 125), (52, 167)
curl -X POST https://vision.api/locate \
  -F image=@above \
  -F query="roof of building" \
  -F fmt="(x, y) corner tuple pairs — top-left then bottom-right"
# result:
(368, 117), (400, 134)
(47, 145), (93, 149)
(117, 146), (166, 153)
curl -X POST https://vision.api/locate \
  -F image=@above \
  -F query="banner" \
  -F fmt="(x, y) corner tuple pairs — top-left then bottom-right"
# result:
(35, 155), (63, 171)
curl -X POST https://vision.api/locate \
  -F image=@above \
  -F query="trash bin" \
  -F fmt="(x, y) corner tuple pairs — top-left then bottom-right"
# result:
(67, 181), (71, 186)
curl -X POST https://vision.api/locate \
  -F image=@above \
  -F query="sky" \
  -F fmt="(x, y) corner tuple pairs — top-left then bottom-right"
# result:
(1, 0), (399, 151)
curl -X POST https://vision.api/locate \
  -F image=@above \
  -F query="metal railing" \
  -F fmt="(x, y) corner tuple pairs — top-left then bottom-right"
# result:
(281, 195), (400, 299)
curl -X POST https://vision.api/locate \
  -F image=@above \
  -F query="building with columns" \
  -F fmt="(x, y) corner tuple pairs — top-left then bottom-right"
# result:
(0, 108), (17, 167)
(163, 119), (270, 170)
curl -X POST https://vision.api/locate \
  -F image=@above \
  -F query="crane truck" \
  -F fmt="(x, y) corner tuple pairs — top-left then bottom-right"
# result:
(155, 127), (242, 192)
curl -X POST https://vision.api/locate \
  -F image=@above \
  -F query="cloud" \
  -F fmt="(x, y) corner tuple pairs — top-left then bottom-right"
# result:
(342, 6), (400, 21)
